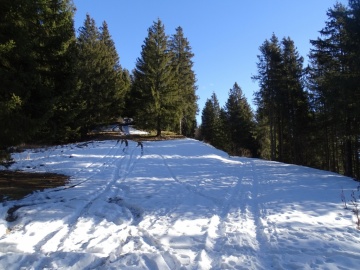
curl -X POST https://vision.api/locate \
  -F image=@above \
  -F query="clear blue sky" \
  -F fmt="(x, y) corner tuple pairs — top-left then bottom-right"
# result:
(73, 0), (346, 123)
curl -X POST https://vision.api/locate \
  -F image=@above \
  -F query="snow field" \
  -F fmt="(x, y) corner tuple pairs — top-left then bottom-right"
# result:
(0, 138), (359, 269)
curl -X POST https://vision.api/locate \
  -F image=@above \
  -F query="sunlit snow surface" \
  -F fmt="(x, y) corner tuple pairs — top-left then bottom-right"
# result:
(1, 138), (360, 269)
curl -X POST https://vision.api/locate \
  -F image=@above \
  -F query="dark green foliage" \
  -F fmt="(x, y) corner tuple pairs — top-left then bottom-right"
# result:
(38, 0), (78, 143)
(76, 15), (129, 137)
(308, 1), (360, 178)
(129, 19), (178, 137)
(253, 34), (310, 164)
(201, 94), (217, 144)
(169, 27), (198, 137)
(278, 37), (311, 164)
(223, 83), (258, 157)
(201, 93), (228, 150)
(200, 86), (258, 157)
(253, 34), (283, 161)
(0, 0), (77, 146)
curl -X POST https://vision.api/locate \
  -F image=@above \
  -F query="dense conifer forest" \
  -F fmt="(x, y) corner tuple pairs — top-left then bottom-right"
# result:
(1, 0), (359, 179)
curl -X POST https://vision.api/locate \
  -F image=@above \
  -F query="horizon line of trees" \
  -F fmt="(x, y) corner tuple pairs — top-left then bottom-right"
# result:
(199, 0), (360, 179)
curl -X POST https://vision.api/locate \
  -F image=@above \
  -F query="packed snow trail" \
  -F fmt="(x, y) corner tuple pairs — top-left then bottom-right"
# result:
(1, 138), (360, 269)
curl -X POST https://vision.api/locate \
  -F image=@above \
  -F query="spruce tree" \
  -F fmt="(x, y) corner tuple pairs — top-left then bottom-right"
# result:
(347, 0), (360, 178)
(309, 2), (359, 177)
(201, 92), (226, 149)
(223, 83), (258, 157)
(40, 0), (78, 143)
(253, 34), (282, 160)
(254, 34), (310, 163)
(201, 98), (216, 145)
(169, 26), (198, 136)
(0, 0), (77, 146)
(131, 18), (177, 136)
(76, 15), (126, 137)
(280, 37), (310, 164)
(99, 21), (129, 117)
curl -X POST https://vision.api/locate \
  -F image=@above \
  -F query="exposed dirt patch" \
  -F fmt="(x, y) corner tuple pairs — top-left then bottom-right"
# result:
(0, 170), (69, 202)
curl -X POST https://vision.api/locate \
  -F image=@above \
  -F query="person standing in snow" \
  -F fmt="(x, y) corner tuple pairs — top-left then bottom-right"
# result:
(113, 123), (123, 145)
(137, 141), (143, 154)
(122, 138), (128, 152)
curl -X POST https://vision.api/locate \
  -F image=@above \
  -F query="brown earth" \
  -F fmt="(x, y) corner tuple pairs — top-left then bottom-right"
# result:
(0, 170), (69, 202)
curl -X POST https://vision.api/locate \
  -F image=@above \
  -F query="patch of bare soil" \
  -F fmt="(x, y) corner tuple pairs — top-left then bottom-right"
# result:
(0, 171), (69, 202)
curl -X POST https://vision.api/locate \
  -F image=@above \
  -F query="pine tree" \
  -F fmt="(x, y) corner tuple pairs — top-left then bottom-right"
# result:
(253, 34), (310, 163)
(201, 98), (216, 144)
(39, 0), (78, 143)
(347, 0), (360, 178)
(201, 92), (226, 149)
(0, 0), (77, 146)
(169, 26), (198, 136)
(253, 34), (282, 160)
(308, 1), (360, 177)
(99, 21), (129, 117)
(76, 15), (127, 137)
(280, 37), (310, 164)
(223, 83), (258, 157)
(131, 18), (177, 136)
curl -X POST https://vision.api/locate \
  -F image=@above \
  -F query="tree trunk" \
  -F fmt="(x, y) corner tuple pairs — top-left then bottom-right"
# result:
(344, 138), (353, 177)
(156, 116), (162, 137)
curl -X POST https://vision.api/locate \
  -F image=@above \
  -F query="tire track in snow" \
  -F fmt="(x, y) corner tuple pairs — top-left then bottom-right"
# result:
(117, 146), (141, 182)
(203, 169), (245, 269)
(155, 153), (255, 269)
(158, 153), (219, 204)
(110, 151), (185, 270)
(60, 140), (122, 189)
(45, 140), (121, 193)
(100, 149), (181, 269)
(153, 153), (240, 269)
(106, 145), (144, 224)
(34, 142), (132, 253)
(208, 159), (271, 269)
(249, 159), (278, 269)
(204, 159), (261, 269)
(5, 141), (123, 235)
(136, 153), (183, 269)
(233, 159), (262, 269)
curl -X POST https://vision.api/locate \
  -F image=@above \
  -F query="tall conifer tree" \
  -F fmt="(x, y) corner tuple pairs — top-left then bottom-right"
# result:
(309, 2), (360, 177)
(280, 37), (310, 164)
(0, 0), (77, 145)
(201, 92), (225, 149)
(76, 15), (126, 136)
(99, 21), (129, 116)
(253, 34), (282, 160)
(169, 26), (198, 136)
(131, 19), (177, 136)
(223, 83), (258, 157)
(253, 34), (310, 163)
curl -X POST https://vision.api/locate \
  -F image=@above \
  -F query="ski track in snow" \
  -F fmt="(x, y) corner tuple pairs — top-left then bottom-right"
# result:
(1, 140), (146, 269)
(1, 138), (360, 269)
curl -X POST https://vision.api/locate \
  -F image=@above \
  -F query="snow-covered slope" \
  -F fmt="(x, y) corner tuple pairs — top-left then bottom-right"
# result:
(0, 138), (359, 269)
